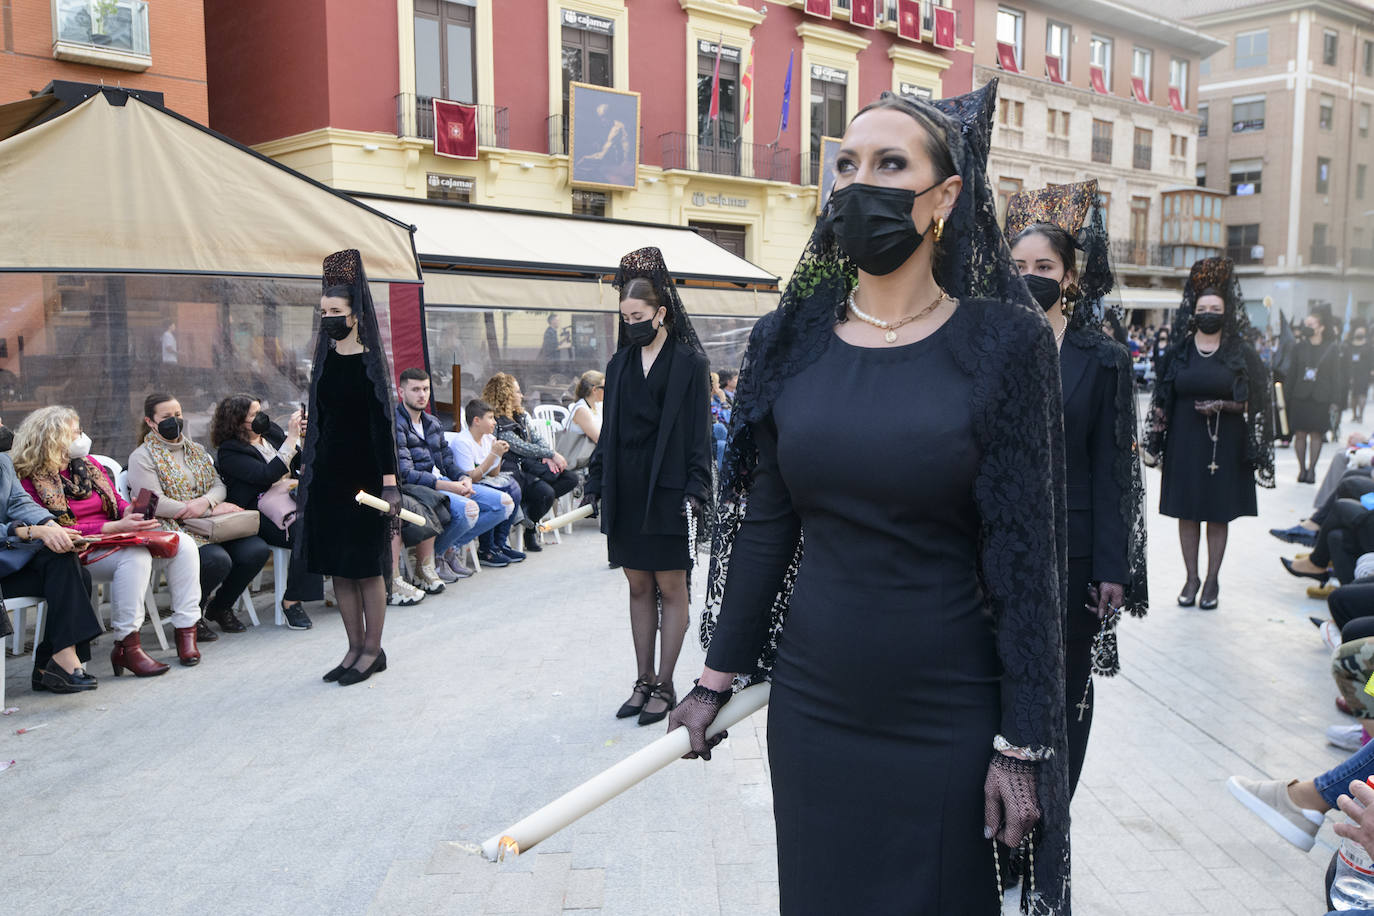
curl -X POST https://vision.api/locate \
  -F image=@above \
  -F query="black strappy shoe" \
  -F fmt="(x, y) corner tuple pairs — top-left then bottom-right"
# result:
(638, 682), (677, 727)
(616, 678), (653, 719)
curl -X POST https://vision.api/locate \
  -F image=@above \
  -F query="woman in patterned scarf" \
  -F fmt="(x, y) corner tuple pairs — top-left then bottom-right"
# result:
(13, 406), (204, 671)
(127, 392), (269, 638)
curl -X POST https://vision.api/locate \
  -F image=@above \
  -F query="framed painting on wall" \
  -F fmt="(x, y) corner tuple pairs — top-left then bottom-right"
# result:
(570, 82), (641, 191)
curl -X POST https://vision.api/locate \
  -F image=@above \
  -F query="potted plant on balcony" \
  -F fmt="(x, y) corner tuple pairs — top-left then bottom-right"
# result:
(90, 0), (119, 45)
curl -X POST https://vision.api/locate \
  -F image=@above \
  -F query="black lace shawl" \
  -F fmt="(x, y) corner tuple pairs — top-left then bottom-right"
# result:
(295, 249), (400, 569)
(701, 82), (1071, 915)
(1145, 257), (1275, 489)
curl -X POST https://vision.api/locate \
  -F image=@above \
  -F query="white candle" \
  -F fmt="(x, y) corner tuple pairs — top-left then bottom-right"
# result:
(354, 490), (428, 527)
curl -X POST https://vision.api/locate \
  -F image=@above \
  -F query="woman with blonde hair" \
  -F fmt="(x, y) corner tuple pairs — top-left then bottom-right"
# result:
(557, 369), (604, 471)
(482, 372), (578, 553)
(15, 406), (203, 672)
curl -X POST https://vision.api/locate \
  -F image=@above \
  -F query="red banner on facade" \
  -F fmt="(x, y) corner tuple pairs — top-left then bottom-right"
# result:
(897, 0), (920, 41)
(996, 42), (1019, 74)
(933, 7), (956, 49)
(1046, 56), (1064, 84)
(1168, 86), (1185, 111)
(850, 0), (876, 28)
(1131, 76), (1150, 104)
(433, 99), (478, 159)
(1089, 65), (1107, 94)
(805, 0), (831, 18)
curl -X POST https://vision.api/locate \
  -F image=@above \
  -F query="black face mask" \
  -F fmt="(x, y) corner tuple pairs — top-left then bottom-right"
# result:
(828, 182), (940, 276)
(321, 316), (354, 341)
(1022, 275), (1063, 312)
(1195, 313), (1225, 335)
(156, 416), (184, 441)
(251, 412), (271, 435)
(624, 317), (660, 348)
(0, 426), (13, 453)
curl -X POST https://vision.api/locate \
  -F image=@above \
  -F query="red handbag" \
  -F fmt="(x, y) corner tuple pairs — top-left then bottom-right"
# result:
(80, 531), (182, 565)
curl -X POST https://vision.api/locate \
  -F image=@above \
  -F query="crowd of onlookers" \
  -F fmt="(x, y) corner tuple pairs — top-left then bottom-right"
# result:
(0, 361), (740, 694)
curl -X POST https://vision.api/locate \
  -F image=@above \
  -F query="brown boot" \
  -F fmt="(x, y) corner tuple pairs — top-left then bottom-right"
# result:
(174, 625), (201, 666)
(110, 631), (170, 677)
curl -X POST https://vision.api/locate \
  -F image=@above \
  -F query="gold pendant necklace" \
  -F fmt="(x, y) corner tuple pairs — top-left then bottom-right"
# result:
(847, 287), (952, 343)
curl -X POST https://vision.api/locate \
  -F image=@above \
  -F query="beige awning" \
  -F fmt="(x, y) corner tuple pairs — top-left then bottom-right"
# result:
(421, 271), (776, 317)
(1117, 287), (1182, 309)
(0, 92), (421, 283)
(354, 195), (777, 288)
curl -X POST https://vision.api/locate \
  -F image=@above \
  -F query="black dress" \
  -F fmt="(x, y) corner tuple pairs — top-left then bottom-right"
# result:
(606, 342), (689, 571)
(1159, 344), (1257, 522)
(709, 324), (1001, 914)
(1288, 338), (1340, 432)
(301, 349), (393, 578)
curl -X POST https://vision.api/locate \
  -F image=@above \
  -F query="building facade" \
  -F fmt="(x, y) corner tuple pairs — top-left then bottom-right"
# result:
(0, 0), (208, 120)
(972, 0), (1226, 324)
(1179, 0), (1374, 327)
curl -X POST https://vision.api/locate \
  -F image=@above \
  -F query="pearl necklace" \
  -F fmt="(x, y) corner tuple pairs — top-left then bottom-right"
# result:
(847, 287), (952, 343)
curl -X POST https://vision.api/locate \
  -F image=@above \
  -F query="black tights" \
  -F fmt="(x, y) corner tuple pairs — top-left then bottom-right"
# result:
(1179, 519), (1228, 591)
(333, 575), (387, 671)
(623, 568), (689, 700)
(1295, 431), (1325, 477)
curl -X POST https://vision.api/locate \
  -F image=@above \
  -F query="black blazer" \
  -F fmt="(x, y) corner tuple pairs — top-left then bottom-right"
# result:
(216, 424), (297, 510)
(1060, 337), (1129, 584)
(585, 336), (712, 537)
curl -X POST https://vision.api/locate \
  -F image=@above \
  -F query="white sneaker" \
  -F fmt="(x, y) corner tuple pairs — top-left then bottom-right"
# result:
(1327, 723), (1367, 751)
(387, 579), (425, 607)
(417, 563), (446, 595)
(1321, 620), (1342, 651)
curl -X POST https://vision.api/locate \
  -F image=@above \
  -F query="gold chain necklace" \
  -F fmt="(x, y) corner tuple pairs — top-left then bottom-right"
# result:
(847, 287), (952, 343)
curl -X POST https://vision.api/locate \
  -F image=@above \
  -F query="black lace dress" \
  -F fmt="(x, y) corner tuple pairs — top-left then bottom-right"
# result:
(706, 302), (1060, 914)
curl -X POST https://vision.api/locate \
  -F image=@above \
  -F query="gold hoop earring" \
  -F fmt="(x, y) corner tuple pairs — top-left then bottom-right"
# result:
(933, 217), (945, 243)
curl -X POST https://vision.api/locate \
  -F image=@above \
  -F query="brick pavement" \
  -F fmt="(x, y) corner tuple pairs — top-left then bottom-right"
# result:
(0, 430), (1358, 914)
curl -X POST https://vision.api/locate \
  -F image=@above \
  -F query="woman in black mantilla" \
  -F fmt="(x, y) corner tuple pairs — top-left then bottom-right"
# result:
(298, 249), (402, 686)
(1145, 257), (1275, 610)
(582, 248), (712, 727)
(1287, 303), (1342, 483)
(1007, 179), (1148, 798)
(668, 84), (1071, 915)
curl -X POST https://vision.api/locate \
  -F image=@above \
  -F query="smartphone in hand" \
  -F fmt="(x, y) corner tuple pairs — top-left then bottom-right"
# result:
(132, 488), (160, 519)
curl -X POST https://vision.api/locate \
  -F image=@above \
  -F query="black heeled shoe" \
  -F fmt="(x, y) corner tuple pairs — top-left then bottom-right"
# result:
(338, 649), (387, 686)
(1177, 578), (1201, 607)
(1199, 579), (1220, 610)
(1281, 557), (1331, 581)
(616, 678), (653, 719)
(638, 682), (677, 726)
(39, 658), (98, 693)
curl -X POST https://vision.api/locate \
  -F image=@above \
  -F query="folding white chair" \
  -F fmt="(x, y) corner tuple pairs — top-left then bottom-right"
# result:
(6, 595), (45, 657)
(533, 404), (569, 431)
(269, 546), (290, 625)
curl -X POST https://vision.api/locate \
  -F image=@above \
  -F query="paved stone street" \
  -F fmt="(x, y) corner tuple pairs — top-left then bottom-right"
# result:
(0, 423), (1360, 915)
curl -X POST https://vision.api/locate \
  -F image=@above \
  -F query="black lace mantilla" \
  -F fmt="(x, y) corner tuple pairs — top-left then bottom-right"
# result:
(702, 81), (1071, 916)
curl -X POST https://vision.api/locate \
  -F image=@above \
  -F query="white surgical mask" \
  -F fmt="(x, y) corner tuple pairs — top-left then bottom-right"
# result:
(68, 432), (92, 460)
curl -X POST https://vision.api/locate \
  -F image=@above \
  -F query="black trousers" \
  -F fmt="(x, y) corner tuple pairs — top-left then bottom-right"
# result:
(257, 516), (324, 603)
(1341, 610), (1374, 641)
(1064, 556), (1099, 798)
(1312, 471), (1374, 526)
(198, 535), (271, 612)
(1311, 500), (1374, 584)
(1, 548), (101, 674)
(516, 465), (579, 524)
(1332, 581), (1374, 631)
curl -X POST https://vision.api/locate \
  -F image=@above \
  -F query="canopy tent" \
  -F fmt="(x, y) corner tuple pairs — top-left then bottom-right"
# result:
(0, 85), (424, 457)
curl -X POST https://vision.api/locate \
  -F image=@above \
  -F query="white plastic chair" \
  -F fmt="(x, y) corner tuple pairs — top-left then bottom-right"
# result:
(236, 590), (261, 627)
(90, 580), (169, 651)
(462, 539), (481, 575)
(6, 595), (46, 657)
(533, 404), (569, 431)
(269, 546), (290, 625)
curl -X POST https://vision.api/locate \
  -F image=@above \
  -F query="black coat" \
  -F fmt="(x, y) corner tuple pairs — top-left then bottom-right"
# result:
(1060, 336), (1129, 585)
(584, 336), (712, 536)
(216, 424), (296, 511)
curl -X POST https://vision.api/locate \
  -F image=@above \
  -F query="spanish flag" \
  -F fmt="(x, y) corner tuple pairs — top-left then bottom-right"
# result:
(742, 40), (756, 126)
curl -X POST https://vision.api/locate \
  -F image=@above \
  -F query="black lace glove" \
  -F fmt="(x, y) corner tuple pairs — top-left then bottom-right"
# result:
(580, 493), (600, 519)
(1087, 582), (1125, 619)
(381, 484), (403, 535)
(983, 754), (1040, 848)
(666, 683), (731, 760)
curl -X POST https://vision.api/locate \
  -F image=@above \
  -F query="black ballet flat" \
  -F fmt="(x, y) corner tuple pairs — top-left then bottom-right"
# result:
(338, 649), (387, 686)
(1177, 578), (1201, 607)
(1281, 557), (1330, 582)
(616, 678), (653, 719)
(638, 682), (677, 726)
(323, 664), (348, 683)
(1199, 580), (1219, 610)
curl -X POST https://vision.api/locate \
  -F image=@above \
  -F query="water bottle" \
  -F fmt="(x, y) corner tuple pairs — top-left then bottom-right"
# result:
(1331, 778), (1374, 909)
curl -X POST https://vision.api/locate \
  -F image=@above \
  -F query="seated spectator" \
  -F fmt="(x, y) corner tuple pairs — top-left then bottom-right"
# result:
(0, 416), (103, 694)
(709, 371), (732, 468)
(211, 394), (320, 630)
(1282, 496), (1374, 587)
(396, 368), (511, 580)
(1272, 433), (1374, 546)
(558, 370), (603, 471)
(15, 407), (202, 674)
(451, 399), (523, 567)
(128, 392), (270, 636)
(482, 372), (578, 554)
(718, 368), (738, 403)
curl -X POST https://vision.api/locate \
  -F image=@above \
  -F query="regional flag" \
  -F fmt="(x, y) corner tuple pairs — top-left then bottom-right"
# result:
(742, 40), (756, 125)
(933, 7), (956, 49)
(851, 0), (876, 28)
(433, 99), (478, 159)
(897, 0), (920, 42)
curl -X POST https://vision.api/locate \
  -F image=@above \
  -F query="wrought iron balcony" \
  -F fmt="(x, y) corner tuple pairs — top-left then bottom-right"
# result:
(395, 94), (509, 149)
(1132, 144), (1153, 171)
(1091, 138), (1113, 164)
(660, 133), (791, 182)
(546, 115), (569, 156)
(1225, 244), (1264, 265)
(1310, 244), (1338, 266)
(1352, 248), (1374, 269)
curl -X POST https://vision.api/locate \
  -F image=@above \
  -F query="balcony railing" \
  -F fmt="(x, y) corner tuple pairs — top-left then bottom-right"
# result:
(395, 94), (509, 149)
(1046, 137), (1070, 157)
(547, 115), (569, 156)
(1232, 118), (1265, 133)
(1112, 240), (1167, 267)
(1091, 138), (1113, 164)
(53, 0), (150, 69)
(1132, 144), (1153, 170)
(1353, 248), (1374, 268)
(1310, 244), (1338, 266)
(660, 133), (791, 182)
(1225, 244), (1264, 265)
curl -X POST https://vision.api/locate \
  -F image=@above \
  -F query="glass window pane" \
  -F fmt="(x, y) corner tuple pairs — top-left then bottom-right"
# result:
(415, 18), (442, 98)
(588, 50), (611, 87)
(447, 23), (474, 102)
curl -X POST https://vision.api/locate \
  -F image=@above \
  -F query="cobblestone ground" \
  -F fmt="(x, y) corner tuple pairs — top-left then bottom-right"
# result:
(0, 423), (1357, 915)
